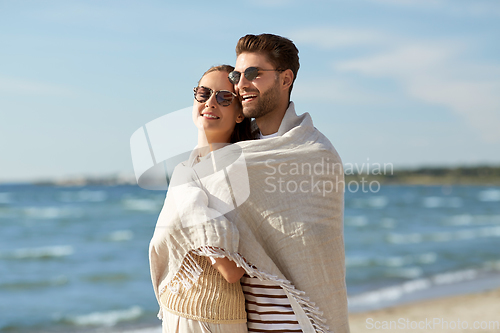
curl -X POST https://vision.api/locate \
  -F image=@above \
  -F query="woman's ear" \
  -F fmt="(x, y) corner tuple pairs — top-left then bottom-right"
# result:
(235, 113), (245, 124)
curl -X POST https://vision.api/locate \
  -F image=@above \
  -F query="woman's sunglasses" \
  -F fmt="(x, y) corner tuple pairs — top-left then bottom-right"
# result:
(193, 86), (237, 107)
(228, 67), (281, 85)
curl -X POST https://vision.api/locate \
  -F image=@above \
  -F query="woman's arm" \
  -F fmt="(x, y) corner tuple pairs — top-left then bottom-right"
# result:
(209, 257), (245, 283)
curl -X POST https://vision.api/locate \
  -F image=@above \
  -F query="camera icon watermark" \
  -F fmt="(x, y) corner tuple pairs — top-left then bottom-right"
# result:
(130, 107), (251, 227)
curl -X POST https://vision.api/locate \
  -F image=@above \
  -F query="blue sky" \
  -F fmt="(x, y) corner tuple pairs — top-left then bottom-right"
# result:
(1, 0), (499, 182)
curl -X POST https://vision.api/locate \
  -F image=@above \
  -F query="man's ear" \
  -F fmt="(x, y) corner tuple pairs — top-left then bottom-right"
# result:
(281, 69), (294, 91)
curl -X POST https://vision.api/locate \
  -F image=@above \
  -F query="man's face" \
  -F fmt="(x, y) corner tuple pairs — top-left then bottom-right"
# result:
(234, 52), (281, 119)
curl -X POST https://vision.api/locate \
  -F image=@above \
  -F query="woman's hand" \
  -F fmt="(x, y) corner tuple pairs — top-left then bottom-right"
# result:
(209, 257), (245, 283)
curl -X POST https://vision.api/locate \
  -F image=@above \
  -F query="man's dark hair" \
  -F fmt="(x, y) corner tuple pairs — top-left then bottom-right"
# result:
(236, 34), (300, 100)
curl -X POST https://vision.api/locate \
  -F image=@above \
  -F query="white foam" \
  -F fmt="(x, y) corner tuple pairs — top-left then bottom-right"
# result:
(388, 225), (500, 245)
(348, 268), (484, 311)
(432, 269), (478, 285)
(446, 214), (473, 226)
(478, 189), (500, 202)
(422, 196), (462, 208)
(0, 245), (74, 259)
(345, 215), (368, 226)
(386, 232), (423, 244)
(23, 206), (83, 219)
(108, 230), (134, 242)
(66, 306), (142, 327)
(422, 196), (443, 208)
(368, 196), (389, 208)
(122, 198), (162, 212)
(417, 252), (437, 264)
(347, 252), (436, 268)
(348, 278), (432, 307)
(59, 190), (108, 202)
(446, 214), (500, 226)
(351, 196), (388, 209)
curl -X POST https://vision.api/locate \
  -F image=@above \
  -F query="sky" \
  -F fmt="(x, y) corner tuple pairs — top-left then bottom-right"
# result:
(1, 0), (499, 183)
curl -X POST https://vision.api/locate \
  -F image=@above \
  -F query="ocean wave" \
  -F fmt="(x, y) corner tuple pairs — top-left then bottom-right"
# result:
(22, 206), (84, 219)
(432, 269), (477, 285)
(386, 226), (500, 244)
(0, 245), (74, 260)
(346, 252), (437, 268)
(0, 275), (68, 290)
(348, 278), (432, 308)
(422, 196), (462, 208)
(107, 230), (134, 242)
(62, 306), (143, 327)
(478, 189), (500, 202)
(444, 214), (500, 226)
(351, 196), (389, 209)
(122, 198), (162, 212)
(348, 268), (480, 310)
(386, 267), (424, 279)
(58, 190), (108, 203)
(345, 215), (368, 226)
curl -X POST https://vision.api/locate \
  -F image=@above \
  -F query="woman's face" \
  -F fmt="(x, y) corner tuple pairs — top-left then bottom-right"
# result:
(192, 71), (244, 144)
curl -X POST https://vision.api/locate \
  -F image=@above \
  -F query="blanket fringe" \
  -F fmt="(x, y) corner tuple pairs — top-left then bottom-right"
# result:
(192, 246), (331, 333)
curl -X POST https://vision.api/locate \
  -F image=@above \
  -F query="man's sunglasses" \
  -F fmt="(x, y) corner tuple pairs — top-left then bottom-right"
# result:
(228, 67), (281, 85)
(193, 86), (237, 107)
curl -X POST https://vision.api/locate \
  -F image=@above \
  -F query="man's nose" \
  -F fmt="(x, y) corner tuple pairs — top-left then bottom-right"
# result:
(236, 74), (250, 92)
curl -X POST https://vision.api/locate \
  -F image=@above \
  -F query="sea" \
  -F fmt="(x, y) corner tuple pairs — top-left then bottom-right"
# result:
(1, 183), (500, 332)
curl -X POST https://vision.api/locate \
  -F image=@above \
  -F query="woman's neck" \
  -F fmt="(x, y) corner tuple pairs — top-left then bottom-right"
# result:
(197, 131), (231, 157)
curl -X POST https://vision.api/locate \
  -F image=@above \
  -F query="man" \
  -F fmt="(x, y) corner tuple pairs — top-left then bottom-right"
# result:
(229, 34), (350, 333)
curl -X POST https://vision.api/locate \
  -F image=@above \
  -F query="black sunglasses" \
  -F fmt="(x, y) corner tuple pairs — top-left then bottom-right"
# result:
(193, 86), (237, 106)
(228, 67), (282, 85)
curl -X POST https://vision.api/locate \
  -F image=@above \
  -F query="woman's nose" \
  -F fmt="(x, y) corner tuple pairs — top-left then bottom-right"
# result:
(205, 93), (217, 108)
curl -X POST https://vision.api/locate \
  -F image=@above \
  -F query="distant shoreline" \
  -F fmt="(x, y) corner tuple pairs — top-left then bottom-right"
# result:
(346, 165), (500, 185)
(1, 165), (500, 186)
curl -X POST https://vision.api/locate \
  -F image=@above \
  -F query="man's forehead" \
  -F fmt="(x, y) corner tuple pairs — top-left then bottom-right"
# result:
(235, 52), (272, 70)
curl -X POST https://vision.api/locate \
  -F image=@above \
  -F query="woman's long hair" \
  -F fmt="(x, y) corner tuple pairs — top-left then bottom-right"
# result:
(199, 65), (255, 143)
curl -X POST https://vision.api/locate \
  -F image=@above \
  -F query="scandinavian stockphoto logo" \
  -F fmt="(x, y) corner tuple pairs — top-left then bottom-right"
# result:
(129, 107), (251, 227)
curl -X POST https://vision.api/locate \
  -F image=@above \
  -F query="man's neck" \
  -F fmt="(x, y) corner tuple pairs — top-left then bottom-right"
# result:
(255, 102), (289, 136)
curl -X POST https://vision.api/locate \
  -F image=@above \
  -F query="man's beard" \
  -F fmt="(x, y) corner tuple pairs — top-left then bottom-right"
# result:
(242, 79), (280, 119)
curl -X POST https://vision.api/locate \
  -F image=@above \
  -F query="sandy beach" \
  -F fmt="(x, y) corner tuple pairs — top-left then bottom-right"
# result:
(116, 288), (500, 333)
(349, 287), (500, 333)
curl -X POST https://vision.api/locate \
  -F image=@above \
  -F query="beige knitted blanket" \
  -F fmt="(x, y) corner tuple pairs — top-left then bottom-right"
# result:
(149, 102), (350, 333)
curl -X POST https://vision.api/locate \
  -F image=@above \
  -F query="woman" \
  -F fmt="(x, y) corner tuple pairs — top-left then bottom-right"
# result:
(150, 65), (254, 333)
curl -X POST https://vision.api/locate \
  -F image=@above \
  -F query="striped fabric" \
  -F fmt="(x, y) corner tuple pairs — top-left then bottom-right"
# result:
(241, 274), (302, 332)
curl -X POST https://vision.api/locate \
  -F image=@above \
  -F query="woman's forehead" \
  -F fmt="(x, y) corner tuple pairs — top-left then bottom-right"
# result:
(200, 71), (233, 90)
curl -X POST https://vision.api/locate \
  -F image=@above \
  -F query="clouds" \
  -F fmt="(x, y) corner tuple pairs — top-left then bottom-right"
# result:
(335, 41), (500, 142)
(291, 27), (392, 49)
(290, 25), (500, 143)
